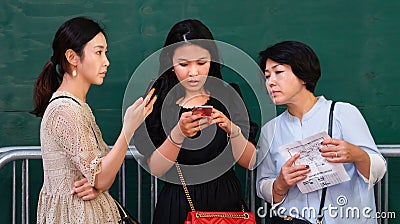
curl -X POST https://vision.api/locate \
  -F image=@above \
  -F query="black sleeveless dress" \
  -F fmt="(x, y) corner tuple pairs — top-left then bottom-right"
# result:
(134, 90), (257, 224)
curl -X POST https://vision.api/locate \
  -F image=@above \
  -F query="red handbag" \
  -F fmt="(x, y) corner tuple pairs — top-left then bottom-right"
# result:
(175, 163), (257, 224)
(184, 211), (256, 224)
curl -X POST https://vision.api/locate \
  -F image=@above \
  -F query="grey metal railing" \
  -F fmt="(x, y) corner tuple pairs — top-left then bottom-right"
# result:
(376, 145), (399, 224)
(0, 145), (398, 223)
(0, 146), (147, 224)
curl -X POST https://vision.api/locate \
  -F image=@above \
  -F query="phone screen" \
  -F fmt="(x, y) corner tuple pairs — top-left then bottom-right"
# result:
(192, 105), (213, 116)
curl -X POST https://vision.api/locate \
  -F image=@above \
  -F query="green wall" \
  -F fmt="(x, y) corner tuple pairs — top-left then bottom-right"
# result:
(1, 0), (399, 223)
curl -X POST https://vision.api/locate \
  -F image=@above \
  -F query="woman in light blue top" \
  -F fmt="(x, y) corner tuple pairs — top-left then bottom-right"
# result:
(256, 41), (386, 224)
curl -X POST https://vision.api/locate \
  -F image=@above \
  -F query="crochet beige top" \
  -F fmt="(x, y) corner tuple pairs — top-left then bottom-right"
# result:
(36, 91), (120, 223)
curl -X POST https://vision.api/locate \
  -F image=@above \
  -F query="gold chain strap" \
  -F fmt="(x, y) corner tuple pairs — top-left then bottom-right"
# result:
(175, 162), (196, 211)
(175, 162), (246, 214)
(196, 212), (250, 219)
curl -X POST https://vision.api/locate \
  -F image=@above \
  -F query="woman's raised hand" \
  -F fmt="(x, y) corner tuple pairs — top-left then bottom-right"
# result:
(122, 88), (157, 141)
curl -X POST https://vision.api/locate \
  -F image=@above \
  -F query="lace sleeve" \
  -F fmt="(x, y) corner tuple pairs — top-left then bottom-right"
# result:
(45, 103), (103, 186)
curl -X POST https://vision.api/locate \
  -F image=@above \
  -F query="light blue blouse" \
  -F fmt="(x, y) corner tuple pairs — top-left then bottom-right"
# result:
(256, 96), (386, 224)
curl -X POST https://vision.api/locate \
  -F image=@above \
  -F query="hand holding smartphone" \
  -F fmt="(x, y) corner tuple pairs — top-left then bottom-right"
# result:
(192, 105), (213, 116)
(144, 79), (156, 106)
(145, 88), (156, 106)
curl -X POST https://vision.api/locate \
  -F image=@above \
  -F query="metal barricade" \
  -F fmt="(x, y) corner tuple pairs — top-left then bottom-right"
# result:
(0, 145), (398, 223)
(376, 145), (400, 224)
(0, 146), (148, 224)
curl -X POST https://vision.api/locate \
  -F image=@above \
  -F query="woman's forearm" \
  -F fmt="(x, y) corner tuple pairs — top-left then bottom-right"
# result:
(147, 126), (184, 177)
(147, 140), (181, 177)
(94, 131), (128, 191)
(230, 130), (256, 169)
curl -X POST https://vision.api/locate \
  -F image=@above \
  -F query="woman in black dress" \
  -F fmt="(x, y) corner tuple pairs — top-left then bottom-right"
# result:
(134, 19), (257, 224)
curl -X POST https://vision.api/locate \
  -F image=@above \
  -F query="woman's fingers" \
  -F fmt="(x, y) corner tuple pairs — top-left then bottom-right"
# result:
(279, 154), (310, 186)
(71, 178), (88, 194)
(73, 178), (87, 188)
(70, 178), (98, 201)
(179, 112), (211, 137)
(132, 97), (144, 109)
(283, 153), (300, 167)
(79, 188), (98, 201)
(144, 95), (157, 117)
(208, 109), (233, 133)
(144, 88), (155, 106)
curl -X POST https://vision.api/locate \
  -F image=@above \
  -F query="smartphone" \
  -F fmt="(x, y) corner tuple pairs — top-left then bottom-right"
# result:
(143, 79), (156, 106)
(192, 105), (213, 116)
(143, 79), (156, 98)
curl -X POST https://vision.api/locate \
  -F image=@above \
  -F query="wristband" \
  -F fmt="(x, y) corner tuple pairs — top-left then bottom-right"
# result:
(168, 135), (183, 146)
(228, 125), (241, 139)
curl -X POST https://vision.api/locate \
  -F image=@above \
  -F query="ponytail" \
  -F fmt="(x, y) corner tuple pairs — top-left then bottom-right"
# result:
(30, 16), (105, 117)
(30, 59), (62, 117)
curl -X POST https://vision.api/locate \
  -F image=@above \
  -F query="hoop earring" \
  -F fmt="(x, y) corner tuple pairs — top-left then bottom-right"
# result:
(72, 70), (77, 77)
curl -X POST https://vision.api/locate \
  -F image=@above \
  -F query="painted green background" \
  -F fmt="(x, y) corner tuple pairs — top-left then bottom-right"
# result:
(0, 0), (399, 223)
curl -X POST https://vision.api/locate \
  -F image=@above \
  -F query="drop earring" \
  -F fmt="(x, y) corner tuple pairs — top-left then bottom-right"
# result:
(72, 69), (77, 77)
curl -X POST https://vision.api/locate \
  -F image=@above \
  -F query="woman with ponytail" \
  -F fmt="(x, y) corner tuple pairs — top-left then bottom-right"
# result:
(31, 16), (156, 223)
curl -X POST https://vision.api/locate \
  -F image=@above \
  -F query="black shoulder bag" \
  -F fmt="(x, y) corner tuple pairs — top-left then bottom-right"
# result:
(316, 101), (336, 224)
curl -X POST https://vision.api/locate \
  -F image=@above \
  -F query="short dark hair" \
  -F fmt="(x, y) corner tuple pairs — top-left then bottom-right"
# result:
(259, 41), (321, 93)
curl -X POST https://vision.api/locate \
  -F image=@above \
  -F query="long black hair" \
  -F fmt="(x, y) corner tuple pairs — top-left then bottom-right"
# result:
(138, 19), (224, 147)
(154, 19), (223, 106)
(30, 16), (105, 117)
